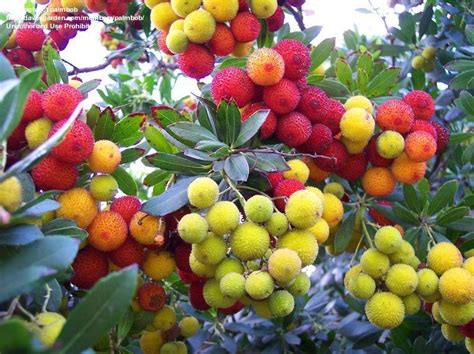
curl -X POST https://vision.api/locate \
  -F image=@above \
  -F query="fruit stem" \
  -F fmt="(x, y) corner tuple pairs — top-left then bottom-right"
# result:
(41, 284), (52, 313)
(361, 218), (375, 249)
(222, 173), (246, 208)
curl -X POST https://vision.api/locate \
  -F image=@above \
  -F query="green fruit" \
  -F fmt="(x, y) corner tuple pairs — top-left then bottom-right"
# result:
(265, 212), (288, 237)
(192, 233), (226, 265)
(89, 175), (118, 201)
(432, 301), (445, 324)
(416, 268), (439, 297)
(215, 258), (244, 281)
(203, 279), (236, 308)
(365, 292), (405, 329)
(249, 0), (278, 18)
(374, 225), (403, 254)
(268, 290), (294, 317)
(441, 324), (465, 342)
(220, 272), (246, 299)
(348, 273), (376, 299)
(35, 312), (66, 347)
(230, 222), (270, 261)
(287, 272), (311, 297)
(421, 46), (436, 60)
(385, 264), (418, 296)
(439, 300), (474, 326)
(183, 9), (216, 44)
(244, 195), (274, 223)
(166, 30), (189, 54)
(277, 229), (318, 266)
(179, 316), (200, 338)
(285, 190), (323, 229)
(389, 240), (415, 265)
(360, 249), (390, 279)
(206, 201), (241, 235)
(323, 182), (344, 199)
(376, 131), (405, 160)
(245, 271), (274, 300)
(189, 252), (215, 278)
(411, 55), (425, 70)
(402, 293), (421, 315)
(187, 177), (219, 208)
(268, 248), (301, 284)
(344, 265), (363, 288)
(178, 213), (209, 244)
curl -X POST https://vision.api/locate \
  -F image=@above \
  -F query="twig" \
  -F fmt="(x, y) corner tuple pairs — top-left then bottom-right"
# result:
(285, 5), (306, 31)
(42, 284), (52, 312)
(0, 297), (19, 319)
(361, 218), (375, 248)
(223, 173), (246, 208)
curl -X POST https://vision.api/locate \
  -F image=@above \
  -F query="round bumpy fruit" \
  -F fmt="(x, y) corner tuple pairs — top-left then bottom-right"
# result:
(427, 242), (463, 275)
(171, 0), (201, 17)
(189, 253), (215, 278)
(35, 312), (66, 347)
(0, 177), (22, 212)
(276, 112), (311, 147)
(143, 251), (176, 281)
(403, 293), (421, 315)
(22, 90), (43, 122)
(391, 152), (426, 184)
(344, 95), (373, 114)
(277, 230), (318, 266)
(184, 9), (216, 44)
(230, 12), (261, 42)
(273, 178), (305, 211)
(153, 305), (176, 331)
(403, 90), (435, 121)
(274, 39), (311, 80)
(322, 193), (343, 228)
(244, 195), (274, 223)
(178, 213), (209, 244)
(71, 246), (108, 289)
(314, 140), (349, 172)
(298, 123), (333, 155)
(376, 130), (405, 159)
(211, 67), (255, 108)
(389, 240), (415, 265)
(246, 48), (285, 86)
(269, 290), (294, 317)
(374, 226), (403, 254)
(89, 175), (118, 201)
(439, 267), (474, 305)
(340, 108), (375, 142)
(130, 211), (162, 246)
(87, 211), (128, 252)
(285, 190), (323, 229)
(283, 159), (310, 184)
(265, 212), (289, 237)
(288, 272), (311, 297)
(230, 222), (270, 260)
(110, 196), (141, 224)
(439, 300), (474, 326)
(266, 6), (284, 31)
(203, 279), (236, 308)
(308, 219), (330, 244)
(337, 153), (368, 181)
(150, 3), (179, 31)
(25, 118), (52, 149)
(245, 271), (274, 300)
(42, 84), (83, 121)
(179, 316), (200, 338)
(297, 86), (329, 124)
(362, 167), (396, 197)
(178, 44), (215, 79)
(192, 233), (227, 265)
(16, 22), (46, 52)
(206, 201), (241, 235)
(268, 248), (302, 284)
(241, 103), (277, 140)
(137, 283), (166, 312)
(220, 272), (246, 299)
(385, 264), (419, 296)
(109, 237), (145, 268)
(203, 0), (238, 22)
(264, 79), (301, 115)
(187, 177), (219, 209)
(360, 248), (390, 279)
(166, 30), (188, 54)
(215, 258), (244, 281)
(207, 24), (236, 56)
(348, 273), (376, 299)
(416, 268), (439, 297)
(249, 0), (278, 18)
(49, 119), (94, 164)
(140, 330), (164, 354)
(376, 99), (415, 134)
(404, 131), (437, 162)
(56, 188), (98, 228)
(88, 140), (121, 174)
(432, 122), (450, 154)
(365, 292), (405, 329)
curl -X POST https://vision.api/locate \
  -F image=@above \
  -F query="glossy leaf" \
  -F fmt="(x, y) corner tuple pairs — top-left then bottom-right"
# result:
(143, 124), (174, 153)
(112, 167), (138, 196)
(334, 212), (356, 253)
(216, 101), (241, 145)
(310, 38), (335, 72)
(168, 122), (218, 145)
(366, 67), (401, 97)
(233, 110), (269, 147)
(146, 153), (212, 174)
(112, 113), (146, 147)
(428, 180), (457, 215)
(315, 79), (351, 97)
(335, 58), (353, 91)
(224, 154), (250, 182)
(0, 224), (43, 246)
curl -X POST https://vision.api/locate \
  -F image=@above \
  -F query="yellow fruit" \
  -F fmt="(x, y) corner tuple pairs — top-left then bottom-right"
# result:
(230, 222), (269, 261)
(277, 229), (318, 266)
(5, 30), (16, 49)
(144, 0), (166, 9)
(416, 268), (439, 297)
(35, 312), (66, 347)
(69, 79), (82, 89)
(0, 176), (22, 212)
(344, 265), (362, 288)
(268, 290), (294, 317)
(365, 292), (405, 329)
(348, 273), (376, 299)
(323, 182), (344, 199)
(170, 19), (185, 32)
(287, 272), (311, 297)
(215, 258), (244, 281)
(25, 118), (53, 149)
(203, 278), (236, 308)
(307, 218), (330, 244)
(171, 0), (201, 17)
(206, 201), (241, 235)
(341, 137), (369, 154)
(439, 300), (474, 326)
(252, 299), (273, 318)
(376, 131), (405, 159)
(232, 41), (253, 58)
(285, 190), (323, 229)
(305, 186), (325, 207)
(374, 225), (403, 254)
(130, 211), (162, 245)
(150, 2), (179, 31)
(268, 248), (302, 284)
(161, 341), (187, 354)
(192, 233), (227, 265)
(244, 195), (274, 223)
(178, 213), (209, 244)
(184, 9), (216, 44)
(411, 55), (425, 70)
(388, 240), (415, 265)
(88, 140), (121, 174)
(56, 188), (98, 228)
(466, 337), (474, 353)
(360, 249), (390, 279)
(421, 46), (436, 60)
(189, 252), (216, 278)
(61, 0), (85, 10)
(283, 159), (310, 183)
(89, 175), (118, 201)
(427, 242), (463, 275)
(464, 257), (474, 276)
(220, 272), (246, 299)
(340, 108), (375, 143)
(179, 317), (200, 338)
(166, 30), (189, 54)
(265, 212), (288, 237)
(439, 267), (474, 305)
(249, 0), (278, 18)
(402, 293), (421, 315)
(187, 177), (219, 209)
(432, 301), (445, 324)
(245, 271), (274, 300)
(385, 264), (418, 296)
(140, 330), (164, 354)
(441, 324), (465, 342)
(203, 0), (239, 22)
(322, 193), (343, 228)
(153, 305), (176, 331)
(344, 95), (373, 114)
(142, 251), (175, 280)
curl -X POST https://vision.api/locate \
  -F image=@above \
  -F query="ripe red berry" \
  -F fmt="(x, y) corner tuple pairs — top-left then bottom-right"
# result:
(189, 281), (211, 311)
(178, 44), (215, 79)
(42, 84), (83, 121)
(276, 111), (312, 147)
(230, 12), (261, 42)
(137, 283), (166, 312)
(432, 122), (450, 154)
(402, 90), (435, 121)
(368, 200), (395, 226)
(366, 135), (393, 167)
(376, 99), (415, 134)
(297, 123), (333, 154)
(48, 120), (94, 164)
(211, 67), (255, 108)
(263, 79), (301, 114)
(21, 90), (43, 122)
(31, 156), (78, 191)
(6, 48), (35, 68)
(410, 120), (437, 139)
(16, 22), (46, 52)
(7, 123), (27, 151)
(71, 246), (109, 289)
(266, 172), (284, 190)
(109, 237), (145, 268)
(48, 30), (69, 51)
(178, 269), (203, 284)
(207, 24), (236, 57)
(174, 242), (192, 272)
(321, 98), (345, 135)
(274, 39), (311, 80)
(297, 87), (329, 124)
(460, 319), (474, 338)
(110, 196), (141, 224)
(266, 6), (285, 32)
(241, 103), (277, 139)
(336, 153), (368, 181)
(314, 140), (349, 172)
(218, 301), (244, 315)
(273, 178), (305, 211)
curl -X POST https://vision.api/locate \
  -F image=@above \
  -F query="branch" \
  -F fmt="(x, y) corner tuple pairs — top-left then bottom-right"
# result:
(285, 5), (306, 31)
(66, 56), (115, 75)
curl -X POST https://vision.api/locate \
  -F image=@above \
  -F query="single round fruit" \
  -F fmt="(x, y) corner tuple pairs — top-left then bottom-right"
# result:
(178, 213), (209, 244)
(264, 79), (301, 115)
(249, 0), (278, 18)
(192, 233), (226, 265)
(348, 273), (376, 299)
(150, 3), (179, 31)
(230, 222), (270, 261)
(215, 258), (244, 281)
(439, 267), (474, 305)
(285, 190), (323, 229)
(244, 195), (274, 223)
(288, 272), (311, 297)
(376, 99), (415, 134)
(211, 66), (255, 108)
(206, 201), (241, 235)
(179, 316), (200, 338)
(362, 167), (396, 197)
(109, 237), (145, 268)
(56, 188), (97, 228)
(187, 177), (219, 209)
(268, 248), (302, 284)
(21, 90), (43, 122)
(268, 290), (294, 317)
(203, 279), (236, 308)
(184, 9), (216, 44)
(88, 140), (121, 173)
(0, 177), (22, 212)
(143, 251), (176, 281)
(323, 182), (344, 199)
(274, 39), (311, 80)
(360, 248), (390, 279)
(275, 112), (311, 147)
(265, 212), (289, 237)
(140, 330), (164, 354)
(42, 83), (83, 121)
(389, 240), (415, 265)
(404, 131), (437, 162)
(340, 108), (375, 143)
(391, 152), (426, 185)
(89, 175), (118, 201)
(403, 293), (422, 315)
(245, 271), (274, 300)
(130, 211), (162, 246)
(178, 44), (215, 79)
(427, 242), (463, 275)
(88, 211), (128, 252)
(203, 0), (238, 22)
(365, 292), (405, 329)
(110, 196), (141, 224)
(48, 119), (94, 164)
(220, 272), (246, 299)
(376, 130), (405, 159)
(322, 193), (343, 228)
(439, 300), (474, 326)
(416, 268), (439, 297)
(403, 90), (435, 121)
(71, 246), (108, 289)
(138, 283), (166, 312)
(277, 229), (318, 266)
(35, 312), (66, 347)
(385, 264), (419, 296)
(230, 12), (261, 42)
(171, 0), (201, 17)
(207, 23), (236, 56)
(246, 48), (285, 86)
(374, 226), (403, 254)
(166, 30), (188, 54)
(153, 305), (176, 331)
(189, 252), (215, 278)
(25, 118), (53, 149)
(307, 219), (330, 244)
(344, 95), (373, 114)
(283, 159), (310, 184)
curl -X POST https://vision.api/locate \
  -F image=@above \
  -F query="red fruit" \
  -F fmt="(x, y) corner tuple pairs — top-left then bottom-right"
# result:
(263, 78), (301, 114)
(211, 67), (255, 108)
(16, 23), (46, 52)
(164, 207), (190, 231)
(110, 196), (141, 224)
(230, 12), (261, 42)
(314, 140), (349, 172)
(376, 99), (415, 134)
(266, 7), (285, 32)
(366, 135), (393, 167)
(174, 242), (192, 272)
(266, 172), (283, 190)
(71, 246), (109, 289)
(460, 319), (474, 338)
(42, 84), (83, 121)
(85, 0), (107, 13)
(218, 301), (244, 315)
(273, 178), (305, 211)
(276, 112), (312, 147)
(178, 44), (215, 80)
(189, 281), (211, 311)
(137, 283), (166, 312)
(297, 86), (329, 123)
(423, 302), (433, 313)
(106, 0), (128, 16)
(178, 269), (203, 284)
(336, 153), (367, 181)
(48, 30), (69, 51)
(48, 120), (94, 164)
(157, 32), (173, 55)
(432, 122), (450, 154)
(21, 90), (43, 122)
(297, 123), (333, 154)
(402, 90), (435, 121)
(238, 0), (248, 11)
(253, 85), (264, 102)
(294, 77), (308, 92)
(274, 39), (311, 80)
(58, 24), (78, 40)
(368, 200), (394, 226)
(241, 103), (277, 139)
(321, 99), (345, 136)
(31, 156), (78, 191)
(410, 120), (437, 139)
(207, 24), (236, 56)
(109, 237), (145, 268)
(7, 123), (27, 151)
(6, 48), (35, 68)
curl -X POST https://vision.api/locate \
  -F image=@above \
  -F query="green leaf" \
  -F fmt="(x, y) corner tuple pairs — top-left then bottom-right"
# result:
(246, 151), (290, 173)
(146, 153), (212, 174)
(428, 180), (457, 215)
(403, 184), (421, 212)
(216, 101), (241, 145)
(0, 52), (15, 80)
(462, 142), (474, 163)
(0, 237), (79, 302)
(343, 30), (358, 50)
(195, 98), (218, 136)
(307, 74), (324, 85)
(0, 21), (14, 49)
(436, 207), (469, 225)
(411, 69), (426, 90)
(450, 70), (474, 90)
(357, 68), (369, 94)
(94, 107), (116, 141)
(233, 109), (269, 147)
(446, 217), (474, 232)
(465, 24), (474, 45)
(449, 132), (474, 145)
(143, 170), (171, 187)
(303, 26), (322, 44)
(357, 52), (373, 78)
(112, 113), (145, 147)
(376, 44), (410, 57)
(121, 148), (146, 164)
(42, 39), (62, 85)
(57, 267), (138, 354)
(112, 167), (138, 196)
(398, 12), (416, 43)
(86, 105), (101, 129)
(151, 106), (184, 128)
(366, 67), (401, 97)
(310, 37), (335, 72)
(78, 79), (101, 95)
(458, 91), (474, 117)
(42, 218), (88, 240)
(335, 58), (353, 91)
(53, 59), (68, 84)
(419, 5), (433, 39)
(445, 60), (474, 72)
(334, 212), (356, 253)
(0, 318), (33, 353)
(393, 203), (419, 225)
(168, 122), (218, 145)
(219, 57), (247, 69)
(315, 79), (351, 97)
(142, 176), (198, 216)
(224, 154), (249, 182)
(0, 224), (43, 246)
(144, 124), (174, 154)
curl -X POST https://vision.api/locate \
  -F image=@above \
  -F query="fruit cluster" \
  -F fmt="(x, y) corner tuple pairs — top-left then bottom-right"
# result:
(151, 0), (285, 79)
(100, 29), (126, 51)
(174, 174), (341, 318)
(411, 46), (436, 72)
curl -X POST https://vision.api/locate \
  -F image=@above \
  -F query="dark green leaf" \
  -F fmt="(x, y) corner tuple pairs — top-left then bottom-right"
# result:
(53, 59), (68, 84)
(233, 110), (269, 147)
(168, 122), (218, 145)
(0, 21), (14, 49)
(335, 58), (353, 91)
(246, 151), (290, 173)
(376, 44), (410, 57)
(310, 37), (335, 72)
(42, 218), (88, 240)
(0, 318), (33, 353)
(343, 30), (358, 50)
(366, 67), (401, 97)
(151, 106), (184, 128)
(86, 105), (101, 129)
(219, 57), (247, 69)
(143, 170), (171, 187)
(403, 184), (421, 212)
(42, 39), (62, 85)
(398, 12), (416, 43)
(428, 180), (457, 215)
(78, 79), (101, 95)
(357, 52), (373, 77)
(446, 217), (474, 232)
(450, 70), (474, 90)
(32, 279), (62, 312)
(315, 79), (351, 98)
(334, 212), (356, 253)
(143, 124), (174, 153)
(112, 167), (138, 196)
(121, 148), (146, 164)
(357, 68), (369, 94)
(393, 203), (419, 225)
(112, 113), (145, 147)
(93, 107), (116, 141)
(216, 101), (241, 145)
(419, 5), (433, 39)
(445, 60), (474, 72)
(224, 154), (250, 182)
(436, 207), (469, 225)
(146, 153), (212, 174)
(449, 132), (474, 145)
